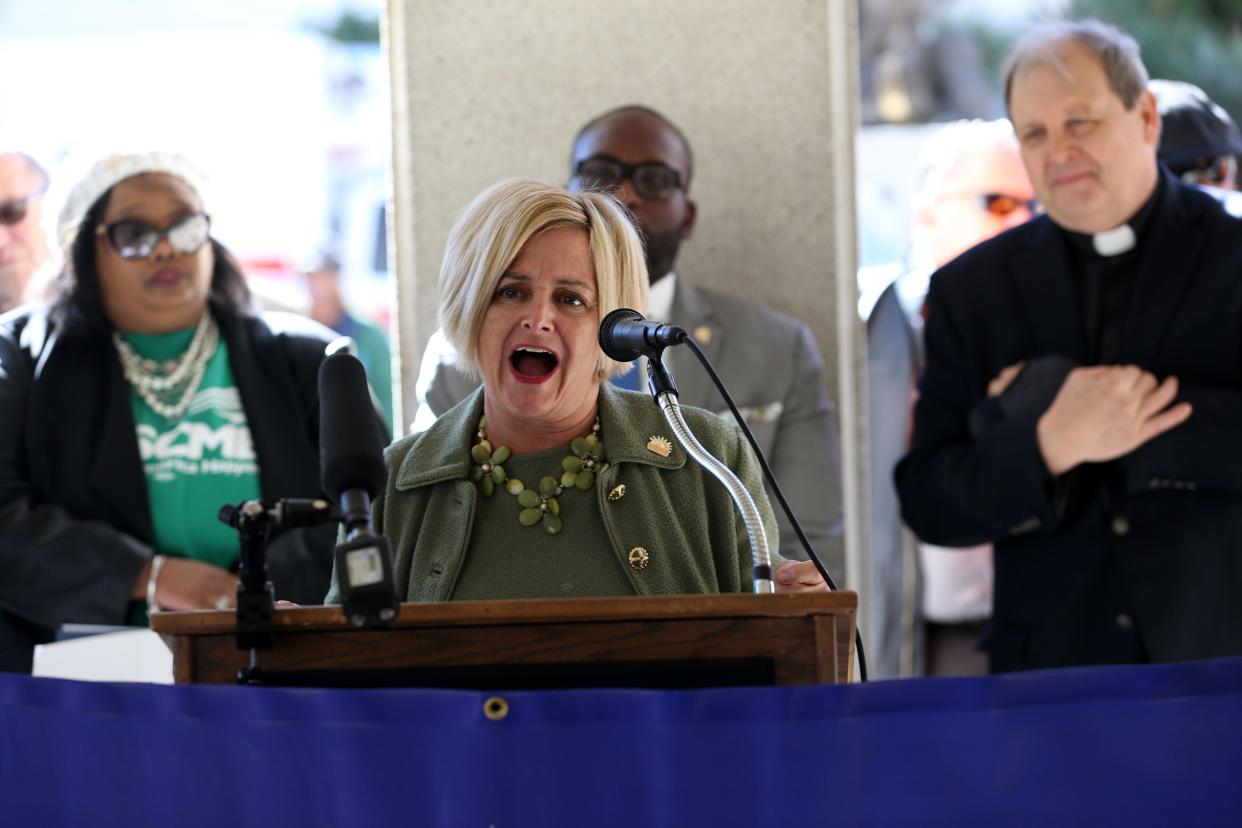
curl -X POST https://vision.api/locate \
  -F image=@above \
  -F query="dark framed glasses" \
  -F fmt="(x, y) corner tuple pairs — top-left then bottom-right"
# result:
(0, 183), (48, 226)
(572, 155), (684, 200)
(95, 212), (211, 260)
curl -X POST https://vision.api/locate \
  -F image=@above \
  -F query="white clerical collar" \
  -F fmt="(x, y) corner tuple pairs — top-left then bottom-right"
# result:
(648, 270), (677, 322)
(1092, 224), (1137, 257)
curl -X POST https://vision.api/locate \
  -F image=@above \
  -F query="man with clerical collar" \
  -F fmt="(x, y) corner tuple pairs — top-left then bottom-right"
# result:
(896, 19), (1242, 673)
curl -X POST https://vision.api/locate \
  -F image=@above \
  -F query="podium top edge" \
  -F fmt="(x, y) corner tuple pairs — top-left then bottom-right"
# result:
(150, 591), (857, 635)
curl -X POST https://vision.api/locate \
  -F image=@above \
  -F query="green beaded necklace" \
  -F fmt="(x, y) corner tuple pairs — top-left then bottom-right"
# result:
(470, 415), (608, 535)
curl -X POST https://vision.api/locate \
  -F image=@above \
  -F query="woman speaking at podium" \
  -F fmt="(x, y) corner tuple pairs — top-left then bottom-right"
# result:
(328, 179), (825, 603)
(0, 152), (337, 673)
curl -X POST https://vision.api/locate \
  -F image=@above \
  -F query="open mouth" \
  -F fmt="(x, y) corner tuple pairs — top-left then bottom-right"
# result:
(510, 346), (559, 379)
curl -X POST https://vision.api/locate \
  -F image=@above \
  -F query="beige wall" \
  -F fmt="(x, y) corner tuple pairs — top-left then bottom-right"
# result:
(385, 0), (865, 588)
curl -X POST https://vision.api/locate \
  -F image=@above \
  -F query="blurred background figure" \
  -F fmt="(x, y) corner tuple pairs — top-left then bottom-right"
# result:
(865, 119), (1036, 678)
(302, 249), (393, 431)
(0, 150), (53, 312)
(1151, 78), (1242, 191)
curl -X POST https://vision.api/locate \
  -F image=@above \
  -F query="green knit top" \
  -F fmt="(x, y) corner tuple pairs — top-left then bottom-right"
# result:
(321, 383), (782, 605)
(450, 445), (634, 600)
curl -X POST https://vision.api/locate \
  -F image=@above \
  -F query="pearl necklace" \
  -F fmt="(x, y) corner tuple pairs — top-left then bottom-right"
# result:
(113, 313), (220, 420)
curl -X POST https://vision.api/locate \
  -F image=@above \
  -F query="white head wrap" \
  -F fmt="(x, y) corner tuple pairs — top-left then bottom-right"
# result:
(55, 151), (208, 251)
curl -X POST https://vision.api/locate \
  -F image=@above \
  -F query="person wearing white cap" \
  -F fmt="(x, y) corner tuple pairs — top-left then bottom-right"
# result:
(0, 151), (342, 673)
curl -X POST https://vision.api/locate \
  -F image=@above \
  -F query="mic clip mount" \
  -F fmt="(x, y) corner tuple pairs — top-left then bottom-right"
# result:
(218, 498), (342, 656)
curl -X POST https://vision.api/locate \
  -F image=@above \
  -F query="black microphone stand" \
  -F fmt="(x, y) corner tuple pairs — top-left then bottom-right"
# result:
(218, 498), (341, 684)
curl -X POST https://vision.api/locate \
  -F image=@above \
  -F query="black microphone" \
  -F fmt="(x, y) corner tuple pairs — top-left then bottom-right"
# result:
(598, 308), (688, 362)
(318, 353), (398, 627)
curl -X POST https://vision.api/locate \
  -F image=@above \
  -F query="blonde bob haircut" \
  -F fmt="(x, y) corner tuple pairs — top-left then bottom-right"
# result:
(439, 178), (649, 381)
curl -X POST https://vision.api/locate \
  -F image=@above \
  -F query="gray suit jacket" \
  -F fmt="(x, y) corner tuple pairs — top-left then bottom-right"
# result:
(416, 277), (844, 578)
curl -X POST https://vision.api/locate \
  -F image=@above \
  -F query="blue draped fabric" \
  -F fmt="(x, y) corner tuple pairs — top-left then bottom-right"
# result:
(2, 657), (1240, 826)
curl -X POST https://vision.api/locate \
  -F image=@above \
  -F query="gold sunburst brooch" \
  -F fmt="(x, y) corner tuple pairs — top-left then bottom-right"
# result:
(646, 435), (673, 457)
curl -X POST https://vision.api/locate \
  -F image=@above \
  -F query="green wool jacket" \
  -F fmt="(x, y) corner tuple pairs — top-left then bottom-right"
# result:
(328, 382), (780, 603)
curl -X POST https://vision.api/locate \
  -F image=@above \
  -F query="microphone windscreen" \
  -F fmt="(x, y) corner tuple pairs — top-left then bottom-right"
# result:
(598, 307), (644, 362)
(318, 353), (388, 500)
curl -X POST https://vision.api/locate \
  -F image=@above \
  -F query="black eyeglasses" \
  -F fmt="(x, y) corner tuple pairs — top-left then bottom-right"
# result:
(572, 155), (685, 200)
(0, 183), (48, 226)
(95, 212), (211, 260)
(943, 192), (1039, 217)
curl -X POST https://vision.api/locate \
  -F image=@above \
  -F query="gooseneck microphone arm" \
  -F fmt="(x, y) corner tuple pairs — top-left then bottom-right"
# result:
(648, 357), (775, 592)
(599, 308), (869, 682)
(601, 308), (773, 592)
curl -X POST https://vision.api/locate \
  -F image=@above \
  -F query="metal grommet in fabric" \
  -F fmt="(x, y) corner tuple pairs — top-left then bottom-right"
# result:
(483, 696), (509, 721)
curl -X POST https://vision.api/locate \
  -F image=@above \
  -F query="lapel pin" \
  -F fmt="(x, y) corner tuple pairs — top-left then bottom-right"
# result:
(628, 546), (650, 571)
(646, 436), (672, 457)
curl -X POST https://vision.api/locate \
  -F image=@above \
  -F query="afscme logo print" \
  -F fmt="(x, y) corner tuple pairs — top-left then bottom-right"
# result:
(137, 422), (256, 461)
(186, 387), (249, 424)
(137, 387), (258, 482)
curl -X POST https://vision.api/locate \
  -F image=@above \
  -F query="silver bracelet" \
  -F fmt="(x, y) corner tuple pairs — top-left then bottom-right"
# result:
(146, 555), (167, 612)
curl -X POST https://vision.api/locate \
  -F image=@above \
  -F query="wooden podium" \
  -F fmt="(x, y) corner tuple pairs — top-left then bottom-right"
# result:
(151, 592), (856, 689)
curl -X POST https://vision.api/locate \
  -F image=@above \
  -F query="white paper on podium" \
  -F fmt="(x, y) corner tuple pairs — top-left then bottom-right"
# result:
(32, 629), (174, 684)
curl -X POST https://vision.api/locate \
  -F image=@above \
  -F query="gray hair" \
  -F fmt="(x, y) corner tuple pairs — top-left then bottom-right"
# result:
(1002, 19), (1148, 113)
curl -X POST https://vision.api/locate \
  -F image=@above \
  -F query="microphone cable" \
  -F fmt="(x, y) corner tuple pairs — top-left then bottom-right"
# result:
(680, 336), (868, 683)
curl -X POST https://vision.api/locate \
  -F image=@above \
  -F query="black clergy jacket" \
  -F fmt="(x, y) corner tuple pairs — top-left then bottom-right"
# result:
(896, 169), (1242, 673)
(0, 299), (341, 672)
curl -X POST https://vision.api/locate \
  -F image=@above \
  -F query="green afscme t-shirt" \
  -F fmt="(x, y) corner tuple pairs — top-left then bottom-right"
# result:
(122, 326), (262, 573)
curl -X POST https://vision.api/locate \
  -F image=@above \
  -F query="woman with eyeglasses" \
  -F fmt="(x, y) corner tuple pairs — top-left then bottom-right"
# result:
(326, 178), (826, 608)
(0, 152), (341, 673)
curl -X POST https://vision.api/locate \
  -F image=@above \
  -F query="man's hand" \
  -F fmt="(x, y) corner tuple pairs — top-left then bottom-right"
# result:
(1036, 365), (1192, 475)
(774, 560), (829, 593)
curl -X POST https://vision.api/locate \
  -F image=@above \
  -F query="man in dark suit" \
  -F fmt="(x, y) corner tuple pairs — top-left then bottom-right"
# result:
(417, 106), (844, 579)
(896, 19), (1242, 672)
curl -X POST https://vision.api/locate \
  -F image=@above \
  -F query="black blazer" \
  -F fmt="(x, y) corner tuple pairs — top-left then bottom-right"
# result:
(896, 171), (1242, 672)
(0, 300), (338, 672)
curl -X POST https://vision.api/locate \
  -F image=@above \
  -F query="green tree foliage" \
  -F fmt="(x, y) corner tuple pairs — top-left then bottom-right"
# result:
(1069, 0), (1242, 121)
(311, 11), (381, 45)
